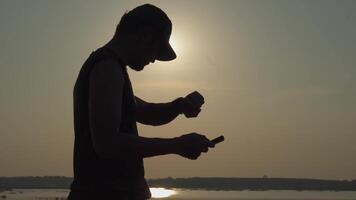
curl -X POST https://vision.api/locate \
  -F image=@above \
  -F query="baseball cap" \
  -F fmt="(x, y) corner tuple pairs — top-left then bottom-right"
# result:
(124, 4), (176, 61)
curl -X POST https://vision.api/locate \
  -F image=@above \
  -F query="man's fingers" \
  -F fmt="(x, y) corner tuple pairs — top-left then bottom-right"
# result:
(185, 91), (205, 107)
(201, 147), (209, 153)
(197, 134), (215, 148)
(184, 108), (201, 118)
(205, 140), (215, 148)
(207, 142), (215, 148)
(192, 91), (204, 104)
(192, 109), (201, 117)
(189, 151), (201, 160)
(184, 98), (199, 108)
(192, 95), (204, 106)
(201, 136), (216, 148)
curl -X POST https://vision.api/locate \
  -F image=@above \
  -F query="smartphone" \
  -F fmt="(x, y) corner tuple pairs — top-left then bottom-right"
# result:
(211, 135), (225, 145)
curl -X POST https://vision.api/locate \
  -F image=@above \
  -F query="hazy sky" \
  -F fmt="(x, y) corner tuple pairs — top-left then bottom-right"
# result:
(1, 0), (356, 180)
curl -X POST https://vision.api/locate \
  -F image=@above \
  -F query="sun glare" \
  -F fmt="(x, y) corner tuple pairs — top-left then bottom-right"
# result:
(149, 187), (177, 198)
(170, 38), (180, 54)
(169, 33), (184, 57)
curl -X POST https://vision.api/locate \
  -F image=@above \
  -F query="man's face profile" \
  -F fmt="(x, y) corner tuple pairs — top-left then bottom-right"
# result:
(127, 27), (163, 71)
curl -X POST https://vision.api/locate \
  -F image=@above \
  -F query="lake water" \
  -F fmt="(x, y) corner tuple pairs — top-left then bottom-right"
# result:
(1, 188), (356, 200)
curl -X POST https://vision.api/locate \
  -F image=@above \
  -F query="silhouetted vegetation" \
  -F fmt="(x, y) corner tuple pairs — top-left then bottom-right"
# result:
(148, 177), (356, 191)
(0, 176), (72, 189)
(1, 176), (356, 191)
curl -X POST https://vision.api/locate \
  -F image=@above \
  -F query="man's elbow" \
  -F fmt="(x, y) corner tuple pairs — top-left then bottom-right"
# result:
(137, 118), (163, 126)
(148, 121), (164, 126)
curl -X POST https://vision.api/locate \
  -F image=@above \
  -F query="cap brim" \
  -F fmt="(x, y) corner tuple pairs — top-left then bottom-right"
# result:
(156, 42), (176, 61)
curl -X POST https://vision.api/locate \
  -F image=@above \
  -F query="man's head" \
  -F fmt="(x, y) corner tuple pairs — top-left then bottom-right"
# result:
(113, 4), (176, 71)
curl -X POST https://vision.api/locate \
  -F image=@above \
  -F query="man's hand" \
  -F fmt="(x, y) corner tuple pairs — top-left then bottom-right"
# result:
(181, 91), (205, 118)
(173, 133), (215, 160)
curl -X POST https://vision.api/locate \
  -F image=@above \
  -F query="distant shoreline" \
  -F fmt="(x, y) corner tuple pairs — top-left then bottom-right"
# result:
(1, 176), (356, 191)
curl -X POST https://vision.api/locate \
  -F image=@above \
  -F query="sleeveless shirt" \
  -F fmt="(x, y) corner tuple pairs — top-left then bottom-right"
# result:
(69, 46), (151, 199)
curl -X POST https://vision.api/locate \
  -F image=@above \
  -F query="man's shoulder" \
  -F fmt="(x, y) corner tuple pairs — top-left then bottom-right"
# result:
(94, 57), (122, 70)
(91, 46), (124, 69)
(90, 56), (124, 84)
(93, 47), (122, 65)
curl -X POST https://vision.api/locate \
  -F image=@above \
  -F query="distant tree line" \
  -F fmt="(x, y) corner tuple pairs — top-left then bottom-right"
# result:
(1, 176), (356, 191)
(0, 176), (72, 189)
(148, 177), (356, 191)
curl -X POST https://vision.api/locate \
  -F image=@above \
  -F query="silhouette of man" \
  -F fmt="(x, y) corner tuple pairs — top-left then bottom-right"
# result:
(67, 4), (215, 200)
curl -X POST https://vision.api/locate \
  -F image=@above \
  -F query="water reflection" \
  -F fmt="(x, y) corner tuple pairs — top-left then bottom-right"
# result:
(149, 187), (177, 198)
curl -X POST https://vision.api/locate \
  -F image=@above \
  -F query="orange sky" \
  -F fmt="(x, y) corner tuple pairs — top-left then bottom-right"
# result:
(1, 0), (356, 179)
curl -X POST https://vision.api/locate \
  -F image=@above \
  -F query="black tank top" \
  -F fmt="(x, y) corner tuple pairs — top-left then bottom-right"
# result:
(69, 46), (151, 199)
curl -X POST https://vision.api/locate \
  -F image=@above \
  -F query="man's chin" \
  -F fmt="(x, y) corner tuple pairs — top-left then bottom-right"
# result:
(135, 65), (145, 71)
(129, 64), (145, 71)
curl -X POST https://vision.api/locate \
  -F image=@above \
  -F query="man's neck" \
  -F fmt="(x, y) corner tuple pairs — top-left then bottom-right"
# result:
(104, 38), (129, 67)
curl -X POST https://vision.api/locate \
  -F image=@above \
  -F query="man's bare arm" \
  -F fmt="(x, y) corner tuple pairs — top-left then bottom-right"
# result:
(135, 96), (184, 126)
(88, 59), (179, 160)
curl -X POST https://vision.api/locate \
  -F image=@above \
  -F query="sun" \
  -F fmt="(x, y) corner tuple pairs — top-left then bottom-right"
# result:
(149, 187), (177, 198)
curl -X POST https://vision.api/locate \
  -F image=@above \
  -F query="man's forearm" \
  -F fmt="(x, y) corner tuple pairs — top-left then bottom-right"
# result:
(97, 132), (179, 160)
(137, 97), (184, 126)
